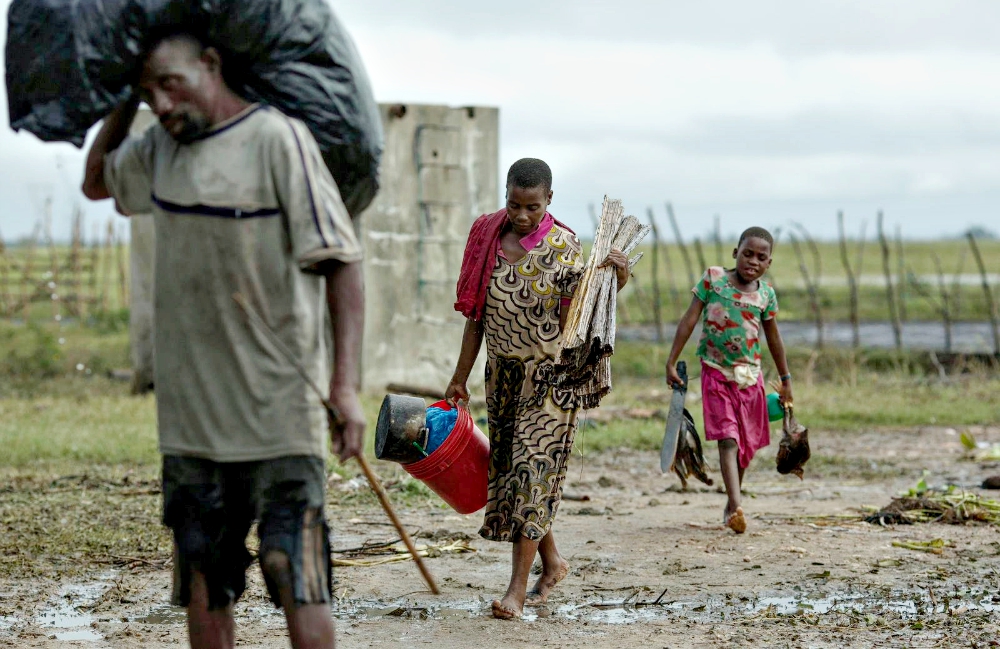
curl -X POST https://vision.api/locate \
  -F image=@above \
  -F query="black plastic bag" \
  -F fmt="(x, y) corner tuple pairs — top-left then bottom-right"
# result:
(5, 0), (383, 216)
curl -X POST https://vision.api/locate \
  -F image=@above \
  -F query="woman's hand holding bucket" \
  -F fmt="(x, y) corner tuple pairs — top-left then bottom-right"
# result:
(445, 379), (470, 408)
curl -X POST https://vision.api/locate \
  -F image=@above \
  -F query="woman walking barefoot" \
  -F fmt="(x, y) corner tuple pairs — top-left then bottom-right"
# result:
(446, 158), (628, 619)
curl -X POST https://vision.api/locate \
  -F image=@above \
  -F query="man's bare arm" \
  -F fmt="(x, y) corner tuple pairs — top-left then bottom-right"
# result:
(81, 96), (141, 201)
(325, 260), (366, 461)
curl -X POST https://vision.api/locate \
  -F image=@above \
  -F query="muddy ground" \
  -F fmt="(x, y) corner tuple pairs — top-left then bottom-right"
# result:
(2, 424), (999, 648)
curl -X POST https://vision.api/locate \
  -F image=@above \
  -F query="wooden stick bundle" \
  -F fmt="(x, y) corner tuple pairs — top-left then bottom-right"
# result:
(555, 197), (650, 408)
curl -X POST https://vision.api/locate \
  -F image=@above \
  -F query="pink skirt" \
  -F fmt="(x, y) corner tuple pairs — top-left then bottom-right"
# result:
(700, 362), (770, 469)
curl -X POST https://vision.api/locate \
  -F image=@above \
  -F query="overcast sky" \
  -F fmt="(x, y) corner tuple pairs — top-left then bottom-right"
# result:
(2, 0), (999, 242)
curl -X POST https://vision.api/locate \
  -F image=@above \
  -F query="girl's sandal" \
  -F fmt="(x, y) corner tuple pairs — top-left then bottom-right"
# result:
(725, 507), (747, 534)
(491, 599), (521, 620)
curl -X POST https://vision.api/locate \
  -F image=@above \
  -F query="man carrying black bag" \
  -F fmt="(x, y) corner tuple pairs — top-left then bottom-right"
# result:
(82, 32), (364, 649)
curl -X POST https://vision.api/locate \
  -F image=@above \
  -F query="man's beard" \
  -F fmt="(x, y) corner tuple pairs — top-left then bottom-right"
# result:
(168, 113), (211, 144)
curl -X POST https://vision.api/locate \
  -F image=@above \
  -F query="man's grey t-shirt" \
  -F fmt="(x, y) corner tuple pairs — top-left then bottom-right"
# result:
(104, 104), (362, 462)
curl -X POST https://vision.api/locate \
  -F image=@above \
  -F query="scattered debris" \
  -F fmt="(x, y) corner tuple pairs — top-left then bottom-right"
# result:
(865, 489), (1000, 526)
(891, 539), (950, 555)
(569, 506), (613, 516)
(331, 539), (475, 567)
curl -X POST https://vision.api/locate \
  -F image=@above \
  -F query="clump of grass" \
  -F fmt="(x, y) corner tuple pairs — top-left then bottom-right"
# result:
(0, 324), (63, 379)
(866, 487), (1000, 526)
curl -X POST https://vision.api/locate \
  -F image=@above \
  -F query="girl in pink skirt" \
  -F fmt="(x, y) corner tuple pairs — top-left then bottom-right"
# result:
(665, 227), (793, 534)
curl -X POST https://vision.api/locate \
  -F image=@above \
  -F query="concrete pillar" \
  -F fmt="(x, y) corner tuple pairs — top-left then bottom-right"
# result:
(359, 104), (499, 394)
(127, 110), (157, 394)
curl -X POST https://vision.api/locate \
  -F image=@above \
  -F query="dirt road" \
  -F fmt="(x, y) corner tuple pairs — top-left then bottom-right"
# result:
(2, 425), (999, 648)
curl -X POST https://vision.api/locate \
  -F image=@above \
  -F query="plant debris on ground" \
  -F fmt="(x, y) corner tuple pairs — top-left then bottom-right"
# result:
(864, 487), (1000, 527)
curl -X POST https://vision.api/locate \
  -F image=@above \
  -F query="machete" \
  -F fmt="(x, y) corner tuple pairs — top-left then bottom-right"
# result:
(660, 360), (688, 473)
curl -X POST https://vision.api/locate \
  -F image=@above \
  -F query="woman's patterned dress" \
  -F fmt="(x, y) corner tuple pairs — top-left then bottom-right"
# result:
(479, 224), (584, 542)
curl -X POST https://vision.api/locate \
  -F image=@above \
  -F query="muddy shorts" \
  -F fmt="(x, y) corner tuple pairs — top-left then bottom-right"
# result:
(161, 455), (331, 611)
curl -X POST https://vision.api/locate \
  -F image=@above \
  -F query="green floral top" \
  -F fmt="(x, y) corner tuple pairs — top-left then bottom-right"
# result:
(693, 266), (779, 369)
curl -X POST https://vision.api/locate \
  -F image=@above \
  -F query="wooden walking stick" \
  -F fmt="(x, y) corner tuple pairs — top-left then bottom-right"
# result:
(232, 293), (441, 595)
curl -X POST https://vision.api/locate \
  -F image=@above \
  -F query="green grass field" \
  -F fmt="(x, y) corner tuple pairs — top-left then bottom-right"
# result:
(4, 236), (999, 326)
(2, 318), (998, 473)
(1, 233), (998, 469)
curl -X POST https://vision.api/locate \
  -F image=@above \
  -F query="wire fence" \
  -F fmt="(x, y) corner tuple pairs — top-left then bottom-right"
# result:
(607, 204), (1000, 356)
(0, 212), (130, 325)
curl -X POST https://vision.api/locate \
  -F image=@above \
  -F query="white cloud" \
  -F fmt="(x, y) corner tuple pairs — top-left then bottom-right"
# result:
(2, 0), (999, 240)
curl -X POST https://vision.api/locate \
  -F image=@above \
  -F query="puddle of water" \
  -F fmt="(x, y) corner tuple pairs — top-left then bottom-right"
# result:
(750, 590), (999, 618)
(136, 605), (187, 625)
(136, 602), (286, 628)
(331, 586), (1000, 626)
(3, 572), (120, 642)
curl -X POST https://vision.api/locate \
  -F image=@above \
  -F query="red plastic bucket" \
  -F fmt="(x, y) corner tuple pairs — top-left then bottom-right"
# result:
(403, 400), (489, 515)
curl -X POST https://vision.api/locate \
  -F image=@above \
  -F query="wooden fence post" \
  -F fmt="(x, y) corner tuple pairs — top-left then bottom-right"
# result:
(43, 199), (63, 322)
(116, 224), (128, 310)
(16, 223), (42, 317)
(794, 222), (824, 348)
(713, 214), (723, 265)
(67, 208), (83, 317)
(952, 246), (967, 320)
(665, 202), (696, 289)
(646, 208), (663, 343)
(934, 255), (952, 355)
(692, 237), (707, 275)
(966, 231), (1000, 355)
(789, 232), (824, 349)
(906, 256), (954, 354)
(877, 211), (903, 350)
(895, 224), (907, 322)
(836, 211), (860, 348)
(101, 219), (114, 311)
(0, 227), (7, 316)
(89, 222), (101, 319)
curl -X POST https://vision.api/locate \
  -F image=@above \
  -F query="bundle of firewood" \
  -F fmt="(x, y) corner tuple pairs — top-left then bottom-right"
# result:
(555, 196), (649, 408)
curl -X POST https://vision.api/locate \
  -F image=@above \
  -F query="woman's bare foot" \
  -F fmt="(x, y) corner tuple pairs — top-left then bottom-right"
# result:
(725, 506), (747, 534)
(525, 559), (569, 605)
(491, 597), (522, 620)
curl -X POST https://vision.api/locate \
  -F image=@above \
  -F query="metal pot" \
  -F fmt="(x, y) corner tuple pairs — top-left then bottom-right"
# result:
(374, 394), (430, 464)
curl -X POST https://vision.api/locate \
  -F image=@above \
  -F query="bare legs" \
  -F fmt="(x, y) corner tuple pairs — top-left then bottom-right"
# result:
(262, 552), (336, 649)
(187, 572), (235, 649)
(493, 529), (571, 619)
(526, 530), (569, 605)
(718, 439), (747, 533)
(492, 536), (539, 619)
(186, 554), (335, 649)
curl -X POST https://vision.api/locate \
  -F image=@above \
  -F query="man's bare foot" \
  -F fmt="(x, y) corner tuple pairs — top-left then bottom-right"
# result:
(525, 559), (569, 605)
(491, 598), (522, 620)
(725, 506), (747, 534)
